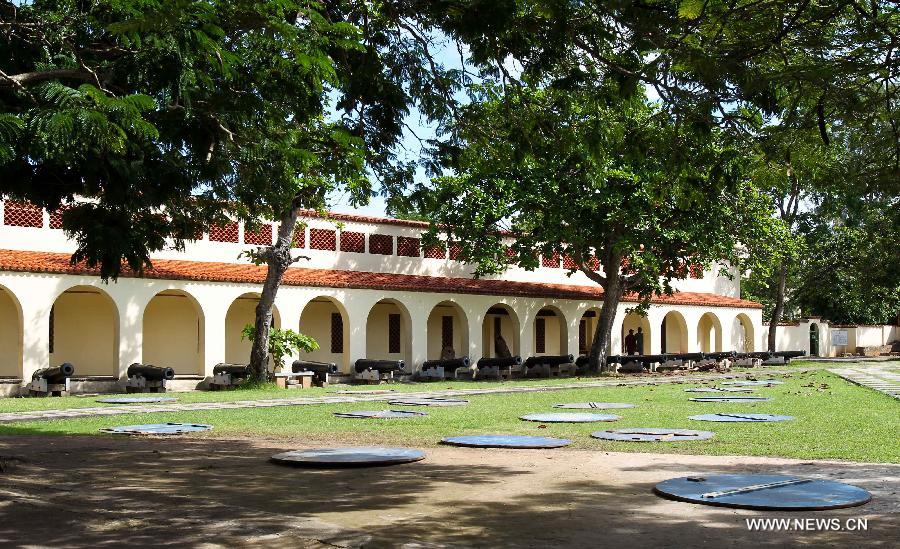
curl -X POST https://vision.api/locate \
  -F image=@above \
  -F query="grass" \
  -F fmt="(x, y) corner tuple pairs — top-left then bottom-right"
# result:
(1, 370), (897, 463)
(0, 363), (841, 414)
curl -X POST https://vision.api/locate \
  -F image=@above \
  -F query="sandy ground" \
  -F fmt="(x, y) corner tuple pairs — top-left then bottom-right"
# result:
(0, 435), (897, 548)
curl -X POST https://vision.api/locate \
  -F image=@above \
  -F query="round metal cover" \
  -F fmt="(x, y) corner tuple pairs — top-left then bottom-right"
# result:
(388, 398), (469, 407)
(96, 396), (178, 404)
(689, 396), (772, 403)
(553, 402), (636, 409)
(689, 413), (794, 422)
(653, 474), (871, 510)
(333, 410), (427, 419)
(721, 380), (784, 386)
(441, 435), (572, 449)
(591, 428), (715, 442)
(520, 413), (621, 423)
(332, 389), (398, 394)
(271, 447), (425, 468)
(684, 387), (755, 393)
(100, 422), (212, 435)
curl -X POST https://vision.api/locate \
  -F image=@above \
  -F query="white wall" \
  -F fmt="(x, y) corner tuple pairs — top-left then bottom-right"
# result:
(142, 292), (203, 375)
(298, 299), (348, 369)
(50, 289), (117, 376)
(0, 288), (21, 377)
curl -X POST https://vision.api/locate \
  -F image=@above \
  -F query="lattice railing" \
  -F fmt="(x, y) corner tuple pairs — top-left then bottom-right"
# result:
(209, 222), (239, 243)
(310, 228), (337, 250)
(339, 231), (365, 253)
(2, 201), (43, 228)
(243, 224), (273, 246)
(397, 236), (420, 257)
(368, 233), (393, 255)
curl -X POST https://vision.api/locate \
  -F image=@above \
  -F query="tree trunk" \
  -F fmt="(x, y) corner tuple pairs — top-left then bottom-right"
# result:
(248, 205), (302, 381)
(767, 261), (788, 352)
(587, 253), (625, 373)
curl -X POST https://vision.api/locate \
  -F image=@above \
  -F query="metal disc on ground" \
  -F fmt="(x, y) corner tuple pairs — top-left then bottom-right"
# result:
(333, 410), (427, 419)
(653, 474), (872, 510)
(96, 396), (178, 404)
(441, 435), (572, 449)
(689, 396), (772, 403)
(684, 387), (755, 393)
(591, 428), (715, 442)
(553, 402), (636, 409)
(270, 447), (425, 468)
(721, 380), (784, 386)
(100, 422), (212, 435)
(520, 412), (621, 423)
(388, 397), (469, 407)
(689, 413), (794, 422)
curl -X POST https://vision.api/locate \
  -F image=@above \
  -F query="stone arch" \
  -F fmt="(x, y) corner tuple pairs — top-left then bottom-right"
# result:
(481, 303), (521, 358)
(733, 313), (755, 352)
(142, 289), (204, 375)
(426, 300), (470, 361)
(365, 298), (413, 365)
(660, 310), (689, 354)
(50, 285), (119, 376)
(0, 284), (23, 378)
(621, 311), (651, 355)
(533, 305), (568, 356)
(578, 307), (603, 356)
(224, 293), (281, 365)
(299, 296), (351, 372)
(697, 312), (723, 353)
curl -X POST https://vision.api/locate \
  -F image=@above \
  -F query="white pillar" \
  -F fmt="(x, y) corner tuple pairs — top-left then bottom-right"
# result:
(408, 303), (428, 372)
(20, 299), (50, 380)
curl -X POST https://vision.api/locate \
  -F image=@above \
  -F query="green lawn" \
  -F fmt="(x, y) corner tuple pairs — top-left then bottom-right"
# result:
(2, 370), (897, 463)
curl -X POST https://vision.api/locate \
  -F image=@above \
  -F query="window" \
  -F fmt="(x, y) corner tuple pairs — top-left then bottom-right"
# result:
(579, 320), (587, 354)
(369, 234), (393, 255)
(310, 228), (337, 250)
(49, 305), (55, 353)
(397, 236), (420, 257)
(536, 318), (546, 353)
(330, 313), (343, 353)
(339, 231), (365, 253)
(493, 316), (501, 337)
(441, 316), (453, 348)
(388, 313), (401, 353)
(209, 222), (239, 242)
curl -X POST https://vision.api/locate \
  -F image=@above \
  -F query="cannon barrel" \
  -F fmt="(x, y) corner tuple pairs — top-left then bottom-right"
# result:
(354, 359), (405, 373)
(774, 350), (806, 358)
(675, 352), (705, 361)
(703, 351), (737, 361)
(213, 363), (252, 377)
(292, 360), (338, 374)
(476, 356), (523, 368)
(609, 354), (663, 365)
(127, 363), (175, 381)
(422, 357), (470, 370)
(32, 363), (75, 384)
(524, 354), (575, 367)
(748, 351), (774, 360)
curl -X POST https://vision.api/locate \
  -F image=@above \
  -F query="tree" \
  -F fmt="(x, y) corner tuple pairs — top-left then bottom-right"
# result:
(241, 324), (319, 375)
(413, 84), (769, 370)
(0, 1), (463, 379)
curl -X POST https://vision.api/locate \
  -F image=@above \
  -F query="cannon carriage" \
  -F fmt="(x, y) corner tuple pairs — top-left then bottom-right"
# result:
(475, 355), (523, 380)
(419, 357), (471, 380)
(292, 360), (338, 386)
(523, 354), (577, 378)
(125, 363), (176, 393)
(209, 362), (252, 390)
(354, 359), (406, 383)
(27, 363), (75, 396)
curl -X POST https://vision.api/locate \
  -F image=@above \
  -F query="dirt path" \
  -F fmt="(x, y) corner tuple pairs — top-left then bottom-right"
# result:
(1, 435), (897, 548)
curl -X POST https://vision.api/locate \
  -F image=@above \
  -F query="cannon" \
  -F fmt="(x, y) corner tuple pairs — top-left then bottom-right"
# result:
(209, 362), (252, 390)
(420, 357), (471, 380)
(695, 351), (736, 371)
(27, 363), (75, 396)
(475, 355), (523, 380)
(524, 354), (576, 378)
(748, 350), (806, 365)
(775, 350), (806, 359)
(292, 360), (338, 386)
(126, 363), (175, 393)
(354, 359), (405, 383)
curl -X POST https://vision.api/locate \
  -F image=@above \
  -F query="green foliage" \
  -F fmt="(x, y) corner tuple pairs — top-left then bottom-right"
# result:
(414, 83), (767, 305)
(241, 324), (318, 369)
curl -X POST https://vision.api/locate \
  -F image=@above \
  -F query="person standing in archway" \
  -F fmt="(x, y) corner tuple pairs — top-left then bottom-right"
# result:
(635, 327), (644, 356)
(624, 329), (637, 355)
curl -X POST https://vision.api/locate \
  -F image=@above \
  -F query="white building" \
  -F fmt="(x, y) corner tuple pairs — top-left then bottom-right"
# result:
(0, 200), (763, 394)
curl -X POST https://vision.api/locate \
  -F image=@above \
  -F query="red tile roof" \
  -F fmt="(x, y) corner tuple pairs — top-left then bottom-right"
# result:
(0, 249), (761, 309)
